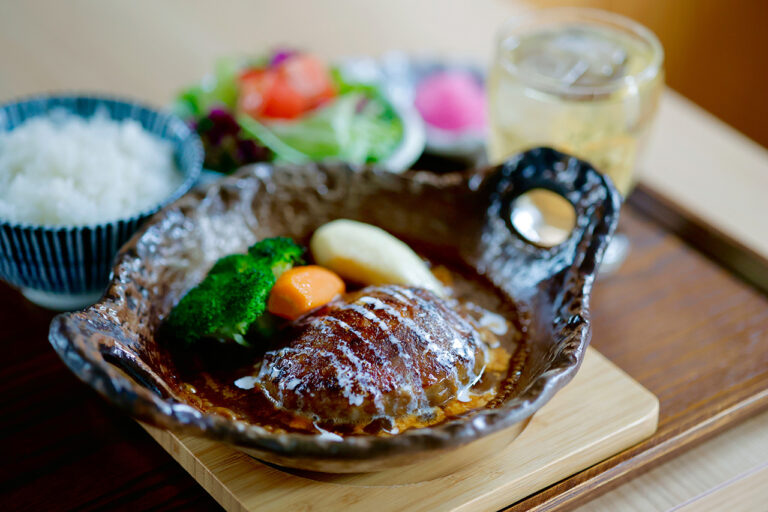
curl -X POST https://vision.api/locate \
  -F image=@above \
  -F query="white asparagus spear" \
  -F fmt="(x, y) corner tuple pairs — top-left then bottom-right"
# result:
(310, 219), (445, 296)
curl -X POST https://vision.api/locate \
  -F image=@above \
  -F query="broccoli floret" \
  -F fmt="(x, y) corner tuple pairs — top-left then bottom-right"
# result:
(247, 237), (305, 278)
(208, 253), (262, 275)
(163, 237), (305, 348)
(164, 267), (275, 347)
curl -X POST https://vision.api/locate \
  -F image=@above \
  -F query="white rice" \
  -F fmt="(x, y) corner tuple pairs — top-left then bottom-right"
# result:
(0, 109), (183, 226)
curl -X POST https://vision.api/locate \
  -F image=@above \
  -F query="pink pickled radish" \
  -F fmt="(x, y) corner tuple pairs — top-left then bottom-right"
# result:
(414, 71), (486, 132)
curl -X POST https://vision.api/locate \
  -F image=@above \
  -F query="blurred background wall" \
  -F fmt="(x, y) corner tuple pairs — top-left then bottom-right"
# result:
(535, 0), (768, 149)
(2, 0), (766, 149)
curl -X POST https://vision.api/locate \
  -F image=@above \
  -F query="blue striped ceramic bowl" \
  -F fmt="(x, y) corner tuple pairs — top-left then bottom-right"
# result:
(0, 94), (203, 309)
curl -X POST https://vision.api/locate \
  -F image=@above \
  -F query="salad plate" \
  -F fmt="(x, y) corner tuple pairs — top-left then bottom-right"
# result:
(174, 51), (425, 176)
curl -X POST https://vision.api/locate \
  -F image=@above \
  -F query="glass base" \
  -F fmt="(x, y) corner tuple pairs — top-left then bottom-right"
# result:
(598, 233), (630, 276)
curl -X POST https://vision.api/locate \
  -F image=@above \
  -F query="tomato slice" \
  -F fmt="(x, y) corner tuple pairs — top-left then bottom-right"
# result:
(278, 55), (336, 110)
(261, 73), (306, 119)
(237, 69), (275, 119)
(237, 54), (337, 120)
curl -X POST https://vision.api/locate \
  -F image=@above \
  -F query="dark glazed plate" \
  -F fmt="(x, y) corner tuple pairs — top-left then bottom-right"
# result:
(49, 147), (620, 473)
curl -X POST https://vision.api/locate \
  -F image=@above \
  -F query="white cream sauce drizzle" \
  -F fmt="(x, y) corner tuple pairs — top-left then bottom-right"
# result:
(234, 376), (258, 390)
(313, 423), (344, 442)
(462, 302), (509, 337)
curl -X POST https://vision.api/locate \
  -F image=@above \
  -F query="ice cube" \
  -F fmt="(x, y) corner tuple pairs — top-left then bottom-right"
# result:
(515, 27), (628, 88)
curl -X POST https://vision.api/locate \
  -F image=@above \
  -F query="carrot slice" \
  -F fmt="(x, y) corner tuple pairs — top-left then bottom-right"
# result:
(267, 265), (345, 320)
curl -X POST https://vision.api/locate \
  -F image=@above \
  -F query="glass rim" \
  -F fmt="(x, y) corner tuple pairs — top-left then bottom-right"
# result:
(496, 7), (664, 97)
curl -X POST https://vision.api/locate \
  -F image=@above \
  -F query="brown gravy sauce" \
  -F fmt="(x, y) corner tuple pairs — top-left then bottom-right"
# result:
(166, 250), (531, 437)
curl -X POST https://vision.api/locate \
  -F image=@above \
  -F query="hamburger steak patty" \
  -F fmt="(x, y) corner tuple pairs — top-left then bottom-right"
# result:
(255, 285), (489, 426)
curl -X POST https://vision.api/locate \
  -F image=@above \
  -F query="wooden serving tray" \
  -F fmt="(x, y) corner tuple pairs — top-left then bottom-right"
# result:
(510, 201), (768, 511)
(141, 348), (658, 512)
(136, 201), (768, 511)
(135, 202), (768, 511)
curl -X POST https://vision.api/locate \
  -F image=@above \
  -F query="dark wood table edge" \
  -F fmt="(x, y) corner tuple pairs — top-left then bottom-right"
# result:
(504, 183), (768, 511)
(629, 183), (768, 297)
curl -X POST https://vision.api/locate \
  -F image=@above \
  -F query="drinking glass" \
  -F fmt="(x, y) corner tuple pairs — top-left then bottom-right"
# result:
(488, 8), (664, 269)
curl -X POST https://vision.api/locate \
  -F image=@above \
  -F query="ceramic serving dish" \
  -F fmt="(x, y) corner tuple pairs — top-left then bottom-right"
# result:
(49, 147), (619, 474)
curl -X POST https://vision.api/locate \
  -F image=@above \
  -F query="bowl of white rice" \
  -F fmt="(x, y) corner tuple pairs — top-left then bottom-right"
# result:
(0, 94), (203, 309)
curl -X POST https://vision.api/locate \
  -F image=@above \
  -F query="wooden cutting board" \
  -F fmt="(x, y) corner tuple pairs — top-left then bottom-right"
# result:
(141, 348), (658, 512)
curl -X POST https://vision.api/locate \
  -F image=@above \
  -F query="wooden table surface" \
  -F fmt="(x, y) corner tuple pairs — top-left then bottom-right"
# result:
(2, 1), (768, 510)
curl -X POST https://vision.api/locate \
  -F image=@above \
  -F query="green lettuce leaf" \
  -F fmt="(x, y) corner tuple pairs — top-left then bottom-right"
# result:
(237, 92), (403, 165)
(173, 58), (242, 120)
